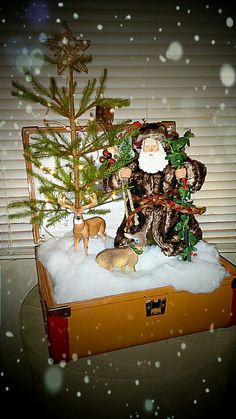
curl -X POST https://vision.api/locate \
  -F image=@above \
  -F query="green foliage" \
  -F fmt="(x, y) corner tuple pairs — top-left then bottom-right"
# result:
(166, 129), (199, 262)
(165, 129), (194, 169)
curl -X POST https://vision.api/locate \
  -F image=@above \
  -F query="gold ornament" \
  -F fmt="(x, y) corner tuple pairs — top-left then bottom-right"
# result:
(44, 21), (91, 75)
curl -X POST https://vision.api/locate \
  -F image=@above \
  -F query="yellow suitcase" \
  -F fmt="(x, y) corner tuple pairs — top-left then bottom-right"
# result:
(36, 253), (236, 363)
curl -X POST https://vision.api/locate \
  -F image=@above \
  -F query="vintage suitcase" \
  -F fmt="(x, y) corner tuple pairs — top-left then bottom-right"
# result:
(22, 126), (236, 363)
(35, 255), (236, 363)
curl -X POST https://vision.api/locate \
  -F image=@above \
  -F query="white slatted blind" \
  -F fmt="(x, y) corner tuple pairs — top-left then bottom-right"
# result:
(0, 0), (235, 257)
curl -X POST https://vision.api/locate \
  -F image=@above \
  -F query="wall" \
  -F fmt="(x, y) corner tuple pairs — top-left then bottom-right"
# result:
(0, 0), (235, 257)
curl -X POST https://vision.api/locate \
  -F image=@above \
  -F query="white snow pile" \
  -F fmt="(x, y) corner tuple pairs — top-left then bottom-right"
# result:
(37, 234), (228, 304)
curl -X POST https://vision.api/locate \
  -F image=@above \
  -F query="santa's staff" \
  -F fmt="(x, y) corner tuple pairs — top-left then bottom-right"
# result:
(120, 175), (139, 228)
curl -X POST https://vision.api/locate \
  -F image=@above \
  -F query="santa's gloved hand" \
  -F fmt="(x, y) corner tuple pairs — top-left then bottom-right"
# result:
(175, 167), (187, 180)
(119, 167), (132, 180)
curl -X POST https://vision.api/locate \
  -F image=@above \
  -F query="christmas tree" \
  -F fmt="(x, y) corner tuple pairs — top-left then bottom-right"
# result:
(9, 21), (140, 249)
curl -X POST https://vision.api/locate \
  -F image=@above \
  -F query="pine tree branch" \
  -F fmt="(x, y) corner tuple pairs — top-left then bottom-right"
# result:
(96, 98), (130, 108)
(75, 78), (97, 118)
(12, 80), (69, 117)
(95, 68), (108, 99)
(49, 77), (70, 112)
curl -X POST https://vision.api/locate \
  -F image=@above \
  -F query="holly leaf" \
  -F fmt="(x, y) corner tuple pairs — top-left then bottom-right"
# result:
(175, 221), (183, 231)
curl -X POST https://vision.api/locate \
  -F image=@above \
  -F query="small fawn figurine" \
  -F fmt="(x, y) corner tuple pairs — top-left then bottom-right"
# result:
(58, 192), (106, 255)
(96, 231), (146, 272)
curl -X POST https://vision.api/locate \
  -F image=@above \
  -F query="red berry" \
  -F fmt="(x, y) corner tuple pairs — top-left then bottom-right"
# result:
(103, 149), (110, 157)
(108, 158), (116, 165)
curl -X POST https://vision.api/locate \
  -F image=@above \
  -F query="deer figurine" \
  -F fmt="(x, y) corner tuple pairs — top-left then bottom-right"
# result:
(96, 231), (146, 272)
(58, 193), (106, 255)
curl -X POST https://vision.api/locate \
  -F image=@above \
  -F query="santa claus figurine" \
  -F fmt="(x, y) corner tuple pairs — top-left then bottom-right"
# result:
(104, 122), (207, 257)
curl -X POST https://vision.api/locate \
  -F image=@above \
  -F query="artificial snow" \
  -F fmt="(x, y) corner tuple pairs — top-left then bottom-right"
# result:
(37, 232), (228, 304)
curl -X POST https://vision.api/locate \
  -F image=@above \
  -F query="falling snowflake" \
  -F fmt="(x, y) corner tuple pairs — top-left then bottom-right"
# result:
(220, 63), (235, 87)
(6, 331), (14, 338)
(226, 17), (234, 28)
(44, 366), (63, 394)
(84, 375), (90, 384)
(159, 55), (166, 63)
(166, 41), (183, 61)
(144, 399), (154, 412)
(59, 360), (66, 368)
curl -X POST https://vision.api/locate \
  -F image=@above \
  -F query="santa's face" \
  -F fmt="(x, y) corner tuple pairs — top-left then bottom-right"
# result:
(138, 138), (168, 173)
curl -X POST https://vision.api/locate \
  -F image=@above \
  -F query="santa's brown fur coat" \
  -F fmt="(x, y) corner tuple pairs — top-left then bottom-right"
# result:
(104, 157), (207, 256)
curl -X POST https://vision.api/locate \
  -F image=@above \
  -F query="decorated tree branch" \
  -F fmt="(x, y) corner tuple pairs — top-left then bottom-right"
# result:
(9, 21), (140, 250)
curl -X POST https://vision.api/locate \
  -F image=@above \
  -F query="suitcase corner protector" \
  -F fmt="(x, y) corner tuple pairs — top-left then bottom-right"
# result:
(48, 306), (71, 317)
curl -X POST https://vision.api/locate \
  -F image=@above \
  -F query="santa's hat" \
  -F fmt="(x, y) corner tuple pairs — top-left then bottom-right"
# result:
(132, 121), (178, 153)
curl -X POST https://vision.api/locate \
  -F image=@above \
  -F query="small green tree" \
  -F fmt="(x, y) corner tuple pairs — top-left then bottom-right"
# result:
(9, 21), (140, 246)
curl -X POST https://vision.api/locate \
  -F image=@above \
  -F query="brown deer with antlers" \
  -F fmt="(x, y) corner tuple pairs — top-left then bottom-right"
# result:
(58, 193), (106, 255)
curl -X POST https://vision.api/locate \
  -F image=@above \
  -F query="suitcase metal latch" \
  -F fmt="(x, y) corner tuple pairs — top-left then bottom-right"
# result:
(145, 298), (166, 317)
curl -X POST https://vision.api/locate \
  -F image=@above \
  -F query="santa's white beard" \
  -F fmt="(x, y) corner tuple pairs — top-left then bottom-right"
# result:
(138, 148), (168, 173)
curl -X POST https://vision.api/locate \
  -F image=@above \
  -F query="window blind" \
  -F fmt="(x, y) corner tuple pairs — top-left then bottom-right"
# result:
(0, 0), (235, 257)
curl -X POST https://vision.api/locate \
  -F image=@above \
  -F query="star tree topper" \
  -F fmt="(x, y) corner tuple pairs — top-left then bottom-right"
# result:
(44, 21), (92, 74)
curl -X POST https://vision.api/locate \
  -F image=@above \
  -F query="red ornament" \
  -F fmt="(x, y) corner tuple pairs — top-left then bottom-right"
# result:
(102, 149), (110, 158)
(108, 158), (116, 165)
(132, 121), (142, 128)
